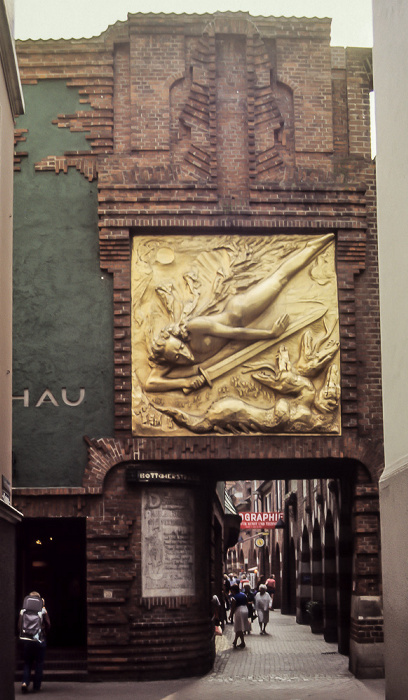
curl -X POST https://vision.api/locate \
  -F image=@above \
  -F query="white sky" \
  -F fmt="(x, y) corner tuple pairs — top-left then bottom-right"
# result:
(14, 0), (373, 47)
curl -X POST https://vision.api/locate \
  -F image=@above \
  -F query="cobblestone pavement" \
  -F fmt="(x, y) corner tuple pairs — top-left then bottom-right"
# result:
(14, 613), (385, 699)
(213, 614), (353, 680)
(206, 614), (385, 698)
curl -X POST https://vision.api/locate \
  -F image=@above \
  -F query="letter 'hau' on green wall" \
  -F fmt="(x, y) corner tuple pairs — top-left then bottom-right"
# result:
(13, 388), (86, 407)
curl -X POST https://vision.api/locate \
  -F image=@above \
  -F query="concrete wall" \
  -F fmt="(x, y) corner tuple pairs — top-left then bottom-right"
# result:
(373, 2), (408, 698)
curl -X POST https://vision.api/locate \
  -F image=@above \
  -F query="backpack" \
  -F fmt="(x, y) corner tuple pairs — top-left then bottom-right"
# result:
(20, 595), (44, 643)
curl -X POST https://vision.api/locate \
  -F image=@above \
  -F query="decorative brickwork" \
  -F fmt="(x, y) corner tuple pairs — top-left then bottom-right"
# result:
(15, 36), (115, 179)
(14, 128), (28, 170)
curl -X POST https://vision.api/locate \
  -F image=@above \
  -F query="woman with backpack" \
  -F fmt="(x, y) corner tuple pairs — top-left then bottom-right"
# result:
(18, 591), (51, 694)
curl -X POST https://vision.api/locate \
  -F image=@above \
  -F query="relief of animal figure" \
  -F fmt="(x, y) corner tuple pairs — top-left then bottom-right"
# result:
(296, 324), (339, 377)
(153, 344), (340, 435)
(249, 342), (340, 424)
(250, 345), (316, 406)
(314, 364), (340, 413)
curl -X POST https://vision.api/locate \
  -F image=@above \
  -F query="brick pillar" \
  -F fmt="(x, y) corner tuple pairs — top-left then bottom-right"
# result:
(298, 527), (311, 625)
(349, 468), (384, 678)
(86, 465), (215, 679)
(346, 48), (372, 158)
(129, 32), (184, 152)
(323, 513), (338, 643)
(215, 34), (249, 200)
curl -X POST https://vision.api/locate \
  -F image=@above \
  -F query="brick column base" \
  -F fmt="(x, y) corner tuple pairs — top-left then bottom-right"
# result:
(349, 596), (384, 678)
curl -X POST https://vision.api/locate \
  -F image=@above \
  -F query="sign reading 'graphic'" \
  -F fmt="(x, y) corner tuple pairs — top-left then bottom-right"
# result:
(240, 512), (284, 529)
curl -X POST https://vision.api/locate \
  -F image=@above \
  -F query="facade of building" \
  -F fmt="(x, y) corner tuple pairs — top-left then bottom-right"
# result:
(226, 479), (285, 608)
(12, 12), (383, 680)
(373, 2), (408, 698)
(227, 476), (353, 645)
(225, 477), (280, 611)
(0, 1), (24, 697)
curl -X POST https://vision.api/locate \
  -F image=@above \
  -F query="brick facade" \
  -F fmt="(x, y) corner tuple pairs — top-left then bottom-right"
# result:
(13, 12), (383, 680)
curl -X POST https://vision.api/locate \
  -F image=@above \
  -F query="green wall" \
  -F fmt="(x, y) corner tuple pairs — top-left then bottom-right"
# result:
(13, 80), (114, 487)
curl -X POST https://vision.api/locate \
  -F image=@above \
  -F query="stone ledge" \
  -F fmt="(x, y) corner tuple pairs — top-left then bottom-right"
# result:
(349, 638), (385, 679)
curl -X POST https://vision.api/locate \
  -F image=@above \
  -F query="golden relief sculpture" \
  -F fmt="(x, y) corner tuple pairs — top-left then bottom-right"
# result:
(131, 233), (341, 436)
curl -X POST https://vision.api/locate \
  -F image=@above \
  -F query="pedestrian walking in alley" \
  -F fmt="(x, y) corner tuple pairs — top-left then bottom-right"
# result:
(229, 583), (249, 649)
(257, 573), (266, 588)
(211, 593), (223, 634)
(243, 582), (257, 631)
(18, 591), (51, 694)
(240, 573), (250, 590)
(266, 573), (276, 610)
(228, 572), (237, 586)
(255, 584), (272, 635)
(223, 574), (231, 620)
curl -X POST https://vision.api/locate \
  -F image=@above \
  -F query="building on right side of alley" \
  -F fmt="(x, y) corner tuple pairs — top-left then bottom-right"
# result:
(373, 2), (408, 699)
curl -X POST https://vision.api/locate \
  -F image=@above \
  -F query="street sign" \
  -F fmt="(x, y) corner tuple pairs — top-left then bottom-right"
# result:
(240, 511), (284, 529)
(126, 465), (201, 486)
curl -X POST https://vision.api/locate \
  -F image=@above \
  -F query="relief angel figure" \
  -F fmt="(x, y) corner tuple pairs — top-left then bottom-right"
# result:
(145, 233), (334, 393)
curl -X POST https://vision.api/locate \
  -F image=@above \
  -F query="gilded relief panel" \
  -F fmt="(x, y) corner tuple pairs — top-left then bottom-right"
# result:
(131, 233), (341, 436)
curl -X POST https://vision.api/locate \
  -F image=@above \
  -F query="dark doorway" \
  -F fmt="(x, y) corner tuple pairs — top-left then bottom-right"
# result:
(16, 517), (87, 648)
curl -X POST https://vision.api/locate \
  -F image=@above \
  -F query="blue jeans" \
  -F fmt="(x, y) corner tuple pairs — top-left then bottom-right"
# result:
(22, 640), (46, 690)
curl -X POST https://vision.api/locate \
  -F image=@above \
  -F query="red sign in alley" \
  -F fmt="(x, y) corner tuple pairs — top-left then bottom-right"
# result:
(240, 512), (284, 529)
